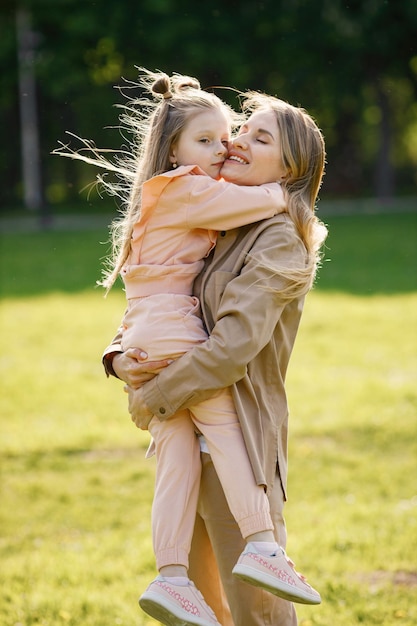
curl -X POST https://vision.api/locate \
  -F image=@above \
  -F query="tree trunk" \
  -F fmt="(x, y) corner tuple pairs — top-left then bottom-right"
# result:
(374, 82), (395, 200)
(16, 6), (43, 211)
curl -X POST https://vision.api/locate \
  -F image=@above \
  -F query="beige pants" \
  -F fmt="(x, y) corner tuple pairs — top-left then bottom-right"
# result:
(189, 453), (298, 626)
(149, 388), (273, 570)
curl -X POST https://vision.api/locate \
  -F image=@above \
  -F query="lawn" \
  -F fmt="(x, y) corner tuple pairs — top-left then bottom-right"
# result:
(1, 209), (416, 626)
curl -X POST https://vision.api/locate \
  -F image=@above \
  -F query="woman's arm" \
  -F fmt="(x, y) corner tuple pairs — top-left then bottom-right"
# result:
(102, 323), (171, 387)
(102, 323), (124, 378)
(129, 219), (306, 423)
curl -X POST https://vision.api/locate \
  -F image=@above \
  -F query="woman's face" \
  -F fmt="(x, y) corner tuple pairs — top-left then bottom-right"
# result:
(221, 109), (288, 186)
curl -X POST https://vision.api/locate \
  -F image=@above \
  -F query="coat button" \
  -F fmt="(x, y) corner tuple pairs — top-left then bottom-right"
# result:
(159, 407), (166, 415)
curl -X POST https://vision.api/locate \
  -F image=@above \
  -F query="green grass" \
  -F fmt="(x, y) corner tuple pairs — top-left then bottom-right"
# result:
(1, 209), (416, 625)
(318, 212), (417, 294)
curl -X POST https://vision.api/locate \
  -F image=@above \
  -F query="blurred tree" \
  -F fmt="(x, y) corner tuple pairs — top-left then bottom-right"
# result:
(0, 0), (416, 211)
(16, 5), (43, 211)
(317, 0), (417, 197)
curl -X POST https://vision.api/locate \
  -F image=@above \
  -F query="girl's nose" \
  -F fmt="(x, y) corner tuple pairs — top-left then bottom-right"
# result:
(216, 141), (228, 156)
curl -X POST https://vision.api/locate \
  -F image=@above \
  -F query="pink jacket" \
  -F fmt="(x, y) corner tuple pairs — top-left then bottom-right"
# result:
(121, 165), (285, 298)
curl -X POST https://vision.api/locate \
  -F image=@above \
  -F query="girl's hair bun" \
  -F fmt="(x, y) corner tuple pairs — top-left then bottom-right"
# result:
(151, 73), (173, 99)
(171, 74), (201, 94)
(151, 73), (200, 99)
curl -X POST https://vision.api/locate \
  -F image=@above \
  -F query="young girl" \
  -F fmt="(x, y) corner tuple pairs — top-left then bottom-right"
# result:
(55, 69), (320, 626)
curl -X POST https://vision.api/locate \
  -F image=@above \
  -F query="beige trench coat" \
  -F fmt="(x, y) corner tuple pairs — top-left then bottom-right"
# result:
(104, 212), (309, 500)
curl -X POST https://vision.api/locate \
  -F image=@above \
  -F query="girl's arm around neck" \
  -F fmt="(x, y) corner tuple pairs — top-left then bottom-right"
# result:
(184, 177), (287, 231)
(155, 173), (286, 232)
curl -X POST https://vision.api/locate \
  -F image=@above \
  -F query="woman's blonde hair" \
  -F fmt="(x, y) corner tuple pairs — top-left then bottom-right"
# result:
(241, 92), (328, 297)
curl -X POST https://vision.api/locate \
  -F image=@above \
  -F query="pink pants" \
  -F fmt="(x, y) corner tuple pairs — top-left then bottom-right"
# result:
(149, 390), (273, 569)
(122, 294), (273, 570)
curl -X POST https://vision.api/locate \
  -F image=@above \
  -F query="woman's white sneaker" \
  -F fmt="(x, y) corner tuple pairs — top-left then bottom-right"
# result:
(232, 543), (321, 605)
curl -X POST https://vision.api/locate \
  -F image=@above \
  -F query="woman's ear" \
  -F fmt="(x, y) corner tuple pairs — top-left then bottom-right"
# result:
(169, 146), (177, 165)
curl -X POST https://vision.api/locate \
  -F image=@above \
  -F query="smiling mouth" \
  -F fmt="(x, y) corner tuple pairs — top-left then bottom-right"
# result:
(227, 155), (248, 165)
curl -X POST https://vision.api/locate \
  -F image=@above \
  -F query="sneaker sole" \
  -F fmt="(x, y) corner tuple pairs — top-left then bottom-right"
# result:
(232, 563), (321, 605)
(139, 591), (217, 626)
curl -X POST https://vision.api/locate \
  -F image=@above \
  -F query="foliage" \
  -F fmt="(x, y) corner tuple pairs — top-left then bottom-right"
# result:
(1, 0), (417, 208)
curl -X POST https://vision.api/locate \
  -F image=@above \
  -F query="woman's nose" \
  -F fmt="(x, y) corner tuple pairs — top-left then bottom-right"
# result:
(232, 135), (248, 149)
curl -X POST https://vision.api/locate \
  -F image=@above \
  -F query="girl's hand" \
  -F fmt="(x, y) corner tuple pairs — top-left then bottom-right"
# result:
(113, 348), (172, 388)
(126, 386), (154, 430)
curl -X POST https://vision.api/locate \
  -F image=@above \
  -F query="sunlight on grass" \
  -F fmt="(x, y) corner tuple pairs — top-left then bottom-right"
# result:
(1, 291), (160, 625)
(1, 289), (416, 625)
(1, 211), (417, 625)
(285, 292), (417, 626)
(1, 291), (150, 454)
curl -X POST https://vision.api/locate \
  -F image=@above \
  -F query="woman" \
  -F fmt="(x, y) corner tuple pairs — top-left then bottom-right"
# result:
(104, 91), (327, 626)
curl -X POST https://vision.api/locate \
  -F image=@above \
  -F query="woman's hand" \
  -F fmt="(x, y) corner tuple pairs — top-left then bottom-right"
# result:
(126, 386), (154, 430)
(112, 348), (172, 388)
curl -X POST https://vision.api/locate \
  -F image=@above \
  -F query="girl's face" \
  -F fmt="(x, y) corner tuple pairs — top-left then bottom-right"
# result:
(169, 109), (230, 179)
(221, 110), (288, 186)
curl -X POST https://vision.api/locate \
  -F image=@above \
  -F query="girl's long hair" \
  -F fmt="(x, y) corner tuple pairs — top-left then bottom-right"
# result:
(53, 68), (237, 291)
